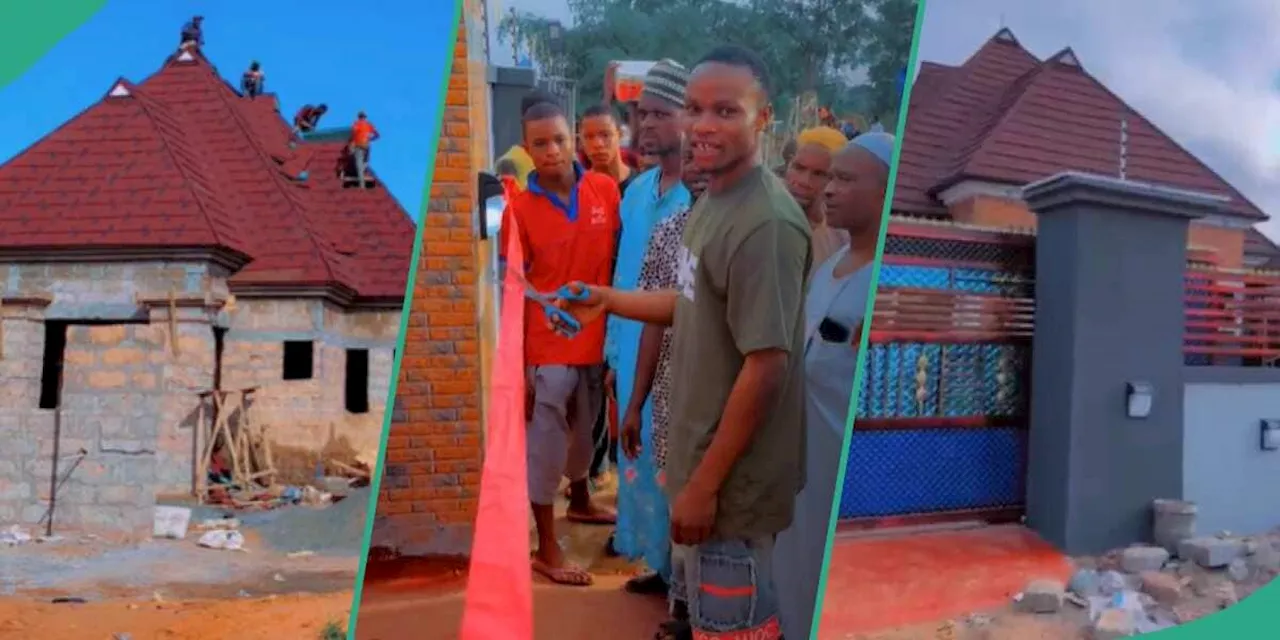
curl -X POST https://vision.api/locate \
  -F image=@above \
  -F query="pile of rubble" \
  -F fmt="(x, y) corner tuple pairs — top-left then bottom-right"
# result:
(1011, 530), (1279, 638)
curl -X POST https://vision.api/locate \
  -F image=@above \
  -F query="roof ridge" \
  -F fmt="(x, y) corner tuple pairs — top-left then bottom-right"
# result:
(1063, 66), (1269, 221)
(955, 27), (1040, 70)
(912, 32), (1041, 129)
(199, 65), (353, 288)
(126, 81), (246, 253)
(910, 43), (1043, 193)
(935, 63), (1051, 186)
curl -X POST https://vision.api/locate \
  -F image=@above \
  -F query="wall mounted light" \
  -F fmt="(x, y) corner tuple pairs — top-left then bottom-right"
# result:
(1125, 381), (1153, 419)
(1261, 419), (1280, 451)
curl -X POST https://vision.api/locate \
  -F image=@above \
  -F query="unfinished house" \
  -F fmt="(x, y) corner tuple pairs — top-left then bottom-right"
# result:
(0, 47), (414, 535)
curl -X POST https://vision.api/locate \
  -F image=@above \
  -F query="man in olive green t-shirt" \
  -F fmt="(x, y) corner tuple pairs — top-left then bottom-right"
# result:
(554, 45), (811, 640)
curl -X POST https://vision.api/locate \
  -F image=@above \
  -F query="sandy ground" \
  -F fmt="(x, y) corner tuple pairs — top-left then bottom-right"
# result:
(0, 489), (372, 639)
(0, 593), (354, 640)
(354, 475), (669, 640)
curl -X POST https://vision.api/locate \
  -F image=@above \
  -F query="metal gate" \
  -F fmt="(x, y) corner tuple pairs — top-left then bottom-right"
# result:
(837, 221), (1036, 528)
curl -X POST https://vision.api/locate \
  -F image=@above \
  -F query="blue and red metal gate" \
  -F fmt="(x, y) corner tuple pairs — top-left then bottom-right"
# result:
(838, 221), (1036, 529)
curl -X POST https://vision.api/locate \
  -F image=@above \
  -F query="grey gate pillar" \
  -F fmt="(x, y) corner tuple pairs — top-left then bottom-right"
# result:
(1021, 172), (1225, 555)
(488, 66), (537, 160)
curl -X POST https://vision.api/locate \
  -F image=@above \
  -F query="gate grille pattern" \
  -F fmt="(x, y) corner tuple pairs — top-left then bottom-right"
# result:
(839, 226), (1036, 522)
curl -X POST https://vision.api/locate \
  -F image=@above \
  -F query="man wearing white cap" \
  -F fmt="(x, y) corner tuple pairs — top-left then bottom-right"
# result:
(775, 132), (896, 640)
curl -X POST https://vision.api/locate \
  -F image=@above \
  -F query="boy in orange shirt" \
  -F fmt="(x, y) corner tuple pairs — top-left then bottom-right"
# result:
(499, 97), (620, 587)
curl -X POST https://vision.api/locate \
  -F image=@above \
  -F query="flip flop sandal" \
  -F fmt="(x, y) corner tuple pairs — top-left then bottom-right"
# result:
(531, 559), (594, 587)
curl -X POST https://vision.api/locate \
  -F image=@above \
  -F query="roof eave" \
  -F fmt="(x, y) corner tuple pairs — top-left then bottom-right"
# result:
(0, 245), (251, 271)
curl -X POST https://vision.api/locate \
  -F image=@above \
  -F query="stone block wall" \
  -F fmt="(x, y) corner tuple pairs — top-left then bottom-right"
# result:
(0, 258), (402, 534)
(0, 262), (219, 534)
(152, 307), (217, 496)
(219, 298), (399, 478)
(39, 323), (167, 533)
(372, 14), (484, 556)
(0, 303), (50, 526)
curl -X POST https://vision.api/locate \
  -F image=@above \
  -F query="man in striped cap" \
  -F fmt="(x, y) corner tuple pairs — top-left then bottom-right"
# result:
(607, 57), (693, 600)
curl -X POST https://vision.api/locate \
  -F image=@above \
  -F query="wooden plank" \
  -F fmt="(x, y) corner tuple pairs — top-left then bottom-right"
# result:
(168, 290), (180, 356)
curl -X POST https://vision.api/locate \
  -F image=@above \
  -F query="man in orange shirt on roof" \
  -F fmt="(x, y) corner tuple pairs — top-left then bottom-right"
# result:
(349, 112), (380, 188)
(499, 94), (620, 588)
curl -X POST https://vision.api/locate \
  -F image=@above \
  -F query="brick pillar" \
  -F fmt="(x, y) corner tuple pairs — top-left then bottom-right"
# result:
(372, 14), (483, 557)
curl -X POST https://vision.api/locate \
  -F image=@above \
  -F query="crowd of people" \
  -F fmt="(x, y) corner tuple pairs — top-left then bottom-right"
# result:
(495, 45), (892, 640)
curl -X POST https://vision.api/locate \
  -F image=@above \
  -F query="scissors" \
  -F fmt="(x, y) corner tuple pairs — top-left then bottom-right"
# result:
(502, 271), (593, 337)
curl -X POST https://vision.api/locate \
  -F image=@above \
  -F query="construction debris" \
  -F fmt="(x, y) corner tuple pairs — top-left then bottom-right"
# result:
(153, 506), (192, 540)
(197, 529), (245, 551)
(1, 525), (31, 546)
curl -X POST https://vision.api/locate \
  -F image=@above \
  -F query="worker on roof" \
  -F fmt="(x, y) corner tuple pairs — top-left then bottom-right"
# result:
(348, 112), (380, 189)
(241, 62), (265, 99)
(293, 104), (328, 136)
(179, 16), (204, 51)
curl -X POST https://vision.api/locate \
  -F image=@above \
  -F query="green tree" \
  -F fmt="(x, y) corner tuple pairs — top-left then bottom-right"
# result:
(497, 0), (916, 127)
(862, 0), (918, 122)
(742, 0), (873, 94)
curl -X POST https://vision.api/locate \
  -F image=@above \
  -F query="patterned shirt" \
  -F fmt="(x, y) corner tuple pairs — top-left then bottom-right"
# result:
(634, 205), (693, 469)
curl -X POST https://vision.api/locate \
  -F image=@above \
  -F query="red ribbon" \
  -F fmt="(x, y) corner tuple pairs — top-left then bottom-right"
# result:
(459, 215), (534, 640)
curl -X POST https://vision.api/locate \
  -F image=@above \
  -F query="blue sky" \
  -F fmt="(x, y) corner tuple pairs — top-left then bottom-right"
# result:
(0, 0), (457, 220)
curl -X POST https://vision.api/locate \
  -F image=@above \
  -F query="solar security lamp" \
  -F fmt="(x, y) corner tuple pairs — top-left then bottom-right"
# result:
(1125, 381), (1152, 419)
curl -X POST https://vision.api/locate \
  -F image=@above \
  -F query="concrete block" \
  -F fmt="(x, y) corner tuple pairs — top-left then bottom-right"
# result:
(1139, 571), (1184, 605)
(1120, 545), (1170, 573)
(0, 479), (31, 501)
(97, 485), (149, 506)
(1178, 537), (1244, 568)
(1016, 580), (1065, 614)
(1227, 558), (1251, 582)
(19, 503), (45, 524)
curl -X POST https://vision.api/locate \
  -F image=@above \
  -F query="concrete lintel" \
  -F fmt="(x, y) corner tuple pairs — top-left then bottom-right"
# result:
(1023, 171), (1226, 220)
(0, 293), (53, 307)
(135, 291), (227, 309)
(44, 303), (148, 322)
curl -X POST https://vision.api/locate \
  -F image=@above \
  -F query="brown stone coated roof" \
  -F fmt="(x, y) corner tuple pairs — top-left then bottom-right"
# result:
(895, 28), (1267, 221)
(1245, 228), (1280, 260)
(0, 49), (416, 304)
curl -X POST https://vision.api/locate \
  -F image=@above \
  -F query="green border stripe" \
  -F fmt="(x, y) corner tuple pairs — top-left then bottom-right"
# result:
(346, 1), (466, 637)
(806, 2), (927, 638)
(803, 3), (1280, 638)
(0, 2), (106, 86)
